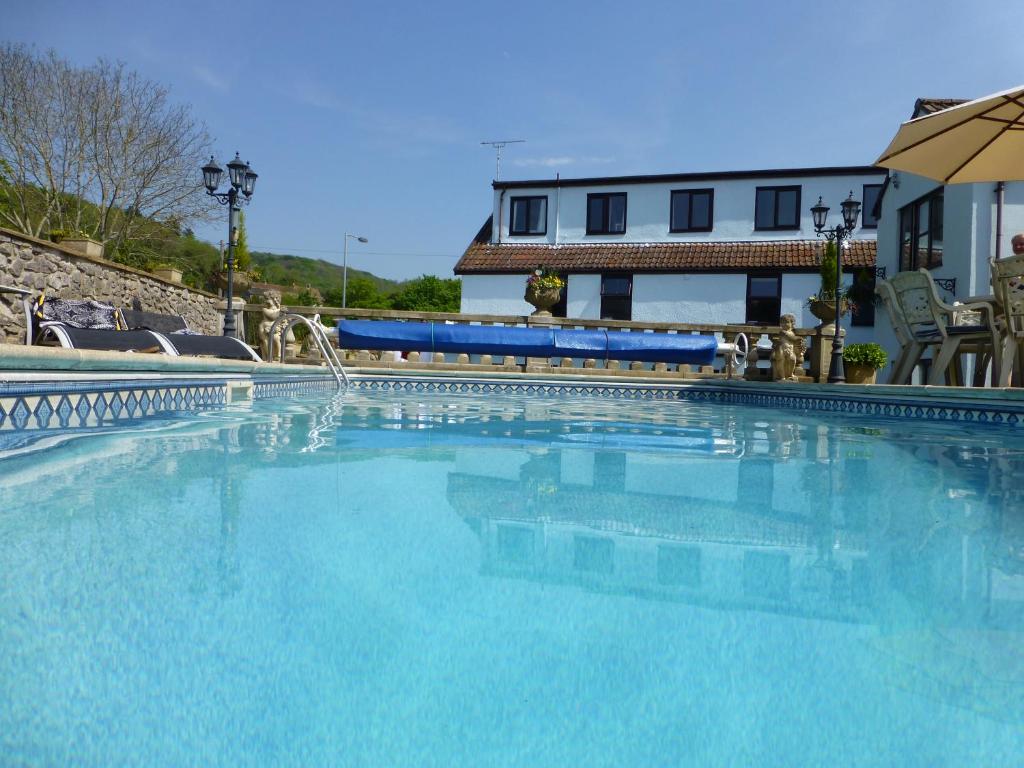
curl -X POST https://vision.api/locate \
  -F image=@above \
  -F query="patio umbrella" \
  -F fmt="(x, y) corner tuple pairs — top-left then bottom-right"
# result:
(876, 84), (1024, 183)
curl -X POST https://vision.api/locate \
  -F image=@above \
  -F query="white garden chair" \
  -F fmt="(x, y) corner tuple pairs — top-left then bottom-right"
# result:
(990, 255), (1024, 386)
(885, 270), (1000, 386)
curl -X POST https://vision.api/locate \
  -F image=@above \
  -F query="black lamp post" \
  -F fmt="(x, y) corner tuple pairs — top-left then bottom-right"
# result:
(811, 191), (862, 383)
(202, 152), (257, 337)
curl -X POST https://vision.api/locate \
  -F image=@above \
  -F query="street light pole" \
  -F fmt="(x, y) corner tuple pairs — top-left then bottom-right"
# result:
(811, 192), (862, 384)
(342, 233), (369, 309)
(202, 153), (258, 337)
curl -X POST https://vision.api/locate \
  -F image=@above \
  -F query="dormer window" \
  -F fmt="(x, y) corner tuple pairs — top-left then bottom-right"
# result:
(670, 189), (714, 232)
(587, 193), (627, 235)
(509, 196), (547, 236)
(754, 185), (801, 230)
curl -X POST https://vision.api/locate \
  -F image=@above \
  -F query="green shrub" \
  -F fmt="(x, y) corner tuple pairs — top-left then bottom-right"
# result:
(843, 342), (887, 369)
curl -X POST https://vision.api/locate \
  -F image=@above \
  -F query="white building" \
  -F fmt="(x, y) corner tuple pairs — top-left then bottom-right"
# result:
(455, 165), (885, 341)
(873, 98), (1024, 370)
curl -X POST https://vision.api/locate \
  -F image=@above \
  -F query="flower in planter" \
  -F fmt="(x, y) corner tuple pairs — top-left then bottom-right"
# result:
(526, 266), (565, 291)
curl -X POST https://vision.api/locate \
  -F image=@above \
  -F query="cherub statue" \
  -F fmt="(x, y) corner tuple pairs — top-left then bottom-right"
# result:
(771, 313), (806, 382)
(257, 290), (297, 360)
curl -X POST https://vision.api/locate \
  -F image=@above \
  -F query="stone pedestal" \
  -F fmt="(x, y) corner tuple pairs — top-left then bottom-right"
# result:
(809, 324), (845, 383)
(525, 315), (553, 370)
(218, 296), (247, 339)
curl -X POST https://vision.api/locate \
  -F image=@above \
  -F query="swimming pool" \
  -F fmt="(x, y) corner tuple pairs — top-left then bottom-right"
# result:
(1, 387), (1022, 765)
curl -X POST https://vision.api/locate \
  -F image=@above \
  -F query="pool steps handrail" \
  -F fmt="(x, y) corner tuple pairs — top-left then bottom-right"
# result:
(269, 313), (349, 388)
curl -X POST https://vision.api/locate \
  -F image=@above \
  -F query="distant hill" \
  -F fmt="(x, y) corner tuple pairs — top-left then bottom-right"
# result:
(250, 251), (404, 294)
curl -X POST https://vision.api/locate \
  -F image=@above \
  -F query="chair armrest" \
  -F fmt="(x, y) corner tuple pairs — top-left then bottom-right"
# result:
(953, 300), (996, 317)
(950, 300), (997, 327)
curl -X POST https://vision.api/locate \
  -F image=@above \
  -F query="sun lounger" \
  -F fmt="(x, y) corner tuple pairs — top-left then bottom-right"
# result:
(25, 295), (172, 354)
(19, 294), (261, 361)
(120, 308), (261, 361)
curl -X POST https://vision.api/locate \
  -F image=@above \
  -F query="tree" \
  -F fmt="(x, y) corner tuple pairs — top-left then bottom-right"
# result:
(234, 210), (251, 272)
(0, 45), (213, 254)
(389, 275), (461, 313)
(324, 277), (390, 309)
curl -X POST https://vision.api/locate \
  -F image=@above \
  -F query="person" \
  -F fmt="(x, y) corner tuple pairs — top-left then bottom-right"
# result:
(1011, 232), (1024, 256)
(771, 313), (805, 382)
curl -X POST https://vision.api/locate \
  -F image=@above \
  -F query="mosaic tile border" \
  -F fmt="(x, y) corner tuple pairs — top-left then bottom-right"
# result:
(347, 376), (1024, 427)
(0, 374), (338, 433)
(251, 375), (339, 399)
(3, 369), (1022, 435)
(0, 384), (226, 432)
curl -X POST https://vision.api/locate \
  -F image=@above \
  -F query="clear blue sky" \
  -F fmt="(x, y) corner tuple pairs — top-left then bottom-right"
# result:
(4, 0), (1019, 280)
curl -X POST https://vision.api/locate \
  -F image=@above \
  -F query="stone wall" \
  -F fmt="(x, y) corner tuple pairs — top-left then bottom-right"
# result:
(0, 228), (223, 343)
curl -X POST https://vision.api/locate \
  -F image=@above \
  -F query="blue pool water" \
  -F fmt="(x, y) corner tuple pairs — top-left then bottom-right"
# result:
(1, 390), (1023, 766)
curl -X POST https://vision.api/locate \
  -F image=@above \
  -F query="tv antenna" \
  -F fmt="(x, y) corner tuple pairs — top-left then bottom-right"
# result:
(481, 139), (525, 180)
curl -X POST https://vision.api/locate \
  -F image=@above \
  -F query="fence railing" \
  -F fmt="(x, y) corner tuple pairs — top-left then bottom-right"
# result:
(241, 304), (841, 382)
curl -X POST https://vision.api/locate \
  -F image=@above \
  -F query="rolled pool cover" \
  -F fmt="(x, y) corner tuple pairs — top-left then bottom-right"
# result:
(337, 320), (719, 366)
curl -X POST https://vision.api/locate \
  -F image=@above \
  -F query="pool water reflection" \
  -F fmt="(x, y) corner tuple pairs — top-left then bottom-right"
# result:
(1, 391), (1022, 766)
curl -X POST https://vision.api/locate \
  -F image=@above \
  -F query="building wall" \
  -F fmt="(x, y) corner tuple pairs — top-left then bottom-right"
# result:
(0, 228), (223, 343)
(494, 172), (885, 245)
(459, 274), (533, 316)
(566, 274), (601, 319)
(464, 269), (877, 341)
(873, 175), (1024, 373)
(632, 274), (746, 324)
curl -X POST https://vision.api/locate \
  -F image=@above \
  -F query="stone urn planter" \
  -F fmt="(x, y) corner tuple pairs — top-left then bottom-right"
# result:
(808, 297), (849, 325)
(525, 284), (562, 316)
(153, 267), (183, 284)
(60, 237), (104, 259)
(845, 363), (878, 385)
(216, 270), (252, 293)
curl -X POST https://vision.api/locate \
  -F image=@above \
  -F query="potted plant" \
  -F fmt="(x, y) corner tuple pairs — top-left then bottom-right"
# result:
(51, 229), (104, 259)
(524, 266), (565, 316)
(807, 241), (851, 324)
(843, 342), (887, 384)
(151, 263), (184, 284)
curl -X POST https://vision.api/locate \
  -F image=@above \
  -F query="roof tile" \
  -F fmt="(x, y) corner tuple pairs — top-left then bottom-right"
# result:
(455, 218), (876, 274)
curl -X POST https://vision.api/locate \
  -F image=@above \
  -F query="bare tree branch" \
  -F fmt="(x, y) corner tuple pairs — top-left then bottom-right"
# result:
(0, 44), (216, 252)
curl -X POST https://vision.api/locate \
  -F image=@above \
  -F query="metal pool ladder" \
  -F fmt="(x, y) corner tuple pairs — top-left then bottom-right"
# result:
(269, 314), (349, 388)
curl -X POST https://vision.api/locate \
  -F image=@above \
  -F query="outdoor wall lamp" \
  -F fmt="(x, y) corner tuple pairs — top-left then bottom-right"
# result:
(812, 191), (862, 383)
(202, 152), (258, 336)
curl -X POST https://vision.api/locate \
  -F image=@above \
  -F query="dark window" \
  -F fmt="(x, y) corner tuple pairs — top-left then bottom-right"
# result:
(755, 185), (801, 230)
(587, 193), (627, 234)
(670, 188), (714, 232)
(745, 273), (781, 324)
(861, 183), (882, 228)
(850, 268), (876, 327)
(509, 196), (547, 235)
(899, 188), (943, 271)
(600, 272), (632, 320)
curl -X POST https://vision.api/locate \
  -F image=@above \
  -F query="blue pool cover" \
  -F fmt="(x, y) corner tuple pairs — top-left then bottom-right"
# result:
(337, 320), (719, 365)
